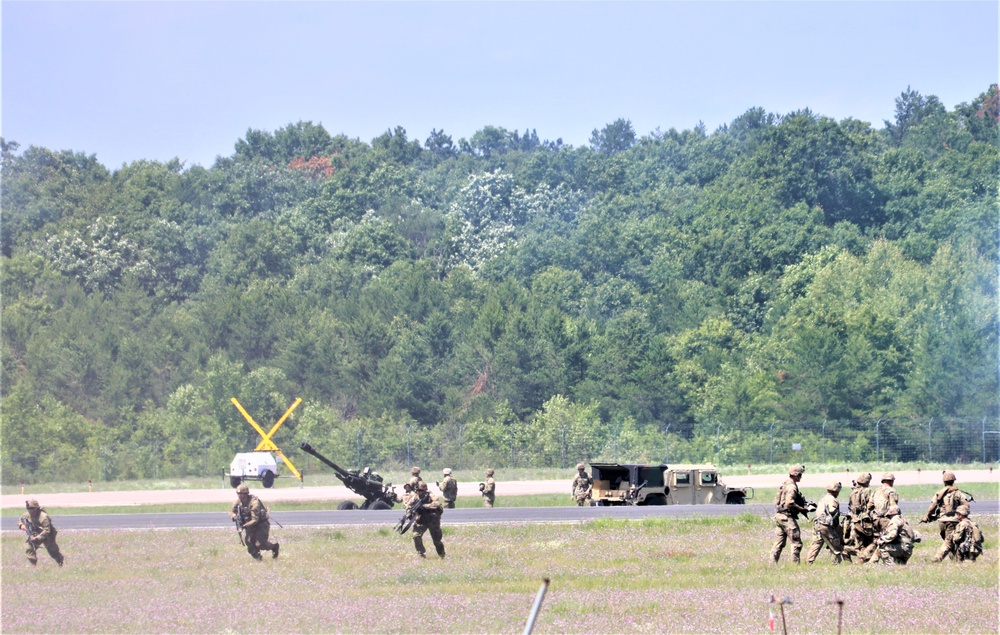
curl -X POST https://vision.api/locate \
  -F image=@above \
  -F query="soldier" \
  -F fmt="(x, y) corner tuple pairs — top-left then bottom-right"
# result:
(407, 481), (445, 558)
(863, 504), (916, 565)
(807, 482), (849, 564)
(481, 468), (496, 508)
(920, 470), (972, 544)
(771, 465), (811, 564)
(408, 466), (424, 490)
(438, 468), (458, 509)
(229, 483), (279, 560)
(870, 473), (899, 533)
(845, 473), (875, 554)
(571, 463), (593, 506)
(18, 499), (64, 567)
(933, 505), (983, 563)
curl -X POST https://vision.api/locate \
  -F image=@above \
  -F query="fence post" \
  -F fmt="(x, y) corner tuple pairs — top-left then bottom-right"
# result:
(664, 423), (671, 464)
(821, 420), (827, 464)
(984, 417), (988, 464)
(769, 422), (776, 465)
(875, 419), (881, 461)
(716, 422), (722, 466)
(458, 422), (465, 471)
(927, 417), (933, 462)
(561, 425), (567, 469)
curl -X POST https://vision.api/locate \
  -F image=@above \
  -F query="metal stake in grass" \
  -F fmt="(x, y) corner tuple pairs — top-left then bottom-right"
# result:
(523, 578), (550, 635)
(767, 595), (792, 635)
(827, 598), (844, 635)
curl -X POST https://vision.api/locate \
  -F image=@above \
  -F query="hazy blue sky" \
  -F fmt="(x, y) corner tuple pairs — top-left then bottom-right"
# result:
(3, 1), (997, 169)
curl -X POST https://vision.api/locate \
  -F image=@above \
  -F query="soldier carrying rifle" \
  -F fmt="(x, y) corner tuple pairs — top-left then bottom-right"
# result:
(230, 484), (279, 560)
(399, 481), (445, 559)
(19, 499), (64, 567)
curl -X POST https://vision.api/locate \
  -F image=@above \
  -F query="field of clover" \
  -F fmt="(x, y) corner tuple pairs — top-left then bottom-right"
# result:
(2, 513), (997, 634)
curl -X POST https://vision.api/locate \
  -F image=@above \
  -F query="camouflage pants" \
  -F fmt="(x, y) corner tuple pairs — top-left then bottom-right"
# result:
(483, 495), (494, 508)
(25, 532), (63, 566)
(444, 500), (455, 509)
(412, 520), (445, 557)
(846, 517), (875, 552)
(771, 514), (802, 563)
(575, 495), (589, 507)
(806, 522), (846, 564)
(244, 522), (277, 560)
(864, 541), (911, 565)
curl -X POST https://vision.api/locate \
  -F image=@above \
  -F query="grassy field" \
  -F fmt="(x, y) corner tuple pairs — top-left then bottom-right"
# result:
(2, 513), (996, 634)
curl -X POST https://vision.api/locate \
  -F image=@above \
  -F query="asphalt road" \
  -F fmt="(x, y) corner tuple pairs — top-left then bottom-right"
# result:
(5, 501), (997, 532)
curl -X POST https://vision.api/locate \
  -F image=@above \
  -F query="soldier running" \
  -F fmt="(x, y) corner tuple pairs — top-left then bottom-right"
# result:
(807, 482), (849, 564)
(19, 499), (64, 567)
(407, 481), (445, 559)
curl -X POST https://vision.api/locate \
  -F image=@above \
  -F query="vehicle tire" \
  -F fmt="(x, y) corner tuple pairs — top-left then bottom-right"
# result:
(337, 500), (358, 511)
(261, 471), (275, 488)
(726, 494), (745, 505)
(642, 494), (667, 506)
(230, 476), (242, 488)
(368, 500), (391, 511)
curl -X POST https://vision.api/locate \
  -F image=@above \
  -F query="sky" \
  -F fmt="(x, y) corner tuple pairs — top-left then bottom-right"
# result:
(2, 1), (997, 170)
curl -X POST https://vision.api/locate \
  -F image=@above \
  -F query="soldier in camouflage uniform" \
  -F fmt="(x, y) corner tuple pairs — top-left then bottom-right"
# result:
(807, 482), (849, 564)
(920, 470), (972, 545)
(438, 468), (458, 509)
(844, 472), (875, 555)
(230, 484), (279, 560)
(408, 466), (425, 490)
(933, 504), (983, 563)
(571, 463), (593, 506)
(18, 499), (64, 567)
(481, 468), (496, 508)
(771, 465), (810, 564)
(870, 473), (899, 533)
(407, 481), (445, 558)
(862, 504), (916, 565)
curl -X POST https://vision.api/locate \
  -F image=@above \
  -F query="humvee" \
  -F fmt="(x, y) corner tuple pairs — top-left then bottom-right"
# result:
(589, 462), (752, 506)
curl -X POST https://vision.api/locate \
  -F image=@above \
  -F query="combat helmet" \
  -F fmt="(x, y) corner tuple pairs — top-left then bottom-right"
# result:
(576, 463), (585, 471)
(416, 481), (428, 492)
(880, 472), (895, 483)
(25, 499), (40, 510)
(411, 466), (421, 476)
(856, 472), (872, 486)
(942, 470), (956, 483)
(788, 465), (804, 477)
(956, 504), (970, 517)
(826, 481), (842, 493)
(486, 468), (494, 477)
(236, 483), (250, 495)
(443, 468), (452, 476)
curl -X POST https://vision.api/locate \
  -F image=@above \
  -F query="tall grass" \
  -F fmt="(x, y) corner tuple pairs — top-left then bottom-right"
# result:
(2, 514), (996, 633)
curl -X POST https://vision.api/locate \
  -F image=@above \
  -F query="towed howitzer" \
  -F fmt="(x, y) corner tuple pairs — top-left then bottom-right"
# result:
(299, 442), (399, 510)
(395, 492), (430, 535)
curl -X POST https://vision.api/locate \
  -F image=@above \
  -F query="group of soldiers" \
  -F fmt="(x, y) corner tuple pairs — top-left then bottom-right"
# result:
(15, 465), (987, 567)
(771, 466), (985, 566)
(226, 466), (499, 560)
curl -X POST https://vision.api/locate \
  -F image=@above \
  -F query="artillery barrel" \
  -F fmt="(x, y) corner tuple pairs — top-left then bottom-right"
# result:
(299, 442), (351, 480)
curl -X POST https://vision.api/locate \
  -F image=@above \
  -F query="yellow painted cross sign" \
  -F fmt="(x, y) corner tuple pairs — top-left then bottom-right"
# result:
(231, 397), (303, 482)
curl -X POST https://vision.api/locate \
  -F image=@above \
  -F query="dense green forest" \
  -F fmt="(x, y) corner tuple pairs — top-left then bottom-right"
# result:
(2, 86), (998, 484)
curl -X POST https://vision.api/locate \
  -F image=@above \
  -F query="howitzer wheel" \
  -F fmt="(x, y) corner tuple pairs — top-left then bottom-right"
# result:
(337, 500), (358, 511)
(368, 500), (392, 510)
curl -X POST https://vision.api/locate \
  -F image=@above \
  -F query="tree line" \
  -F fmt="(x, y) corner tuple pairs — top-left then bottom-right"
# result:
(2, 85), (997, 483)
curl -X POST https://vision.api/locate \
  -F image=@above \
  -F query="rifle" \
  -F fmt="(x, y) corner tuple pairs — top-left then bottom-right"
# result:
(21, 521), (35, 544)
(233, 502), (245, 546)
(395, 493), (430, 535)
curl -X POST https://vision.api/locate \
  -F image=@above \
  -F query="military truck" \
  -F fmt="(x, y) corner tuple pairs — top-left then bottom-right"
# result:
(589, 462), (752, 506)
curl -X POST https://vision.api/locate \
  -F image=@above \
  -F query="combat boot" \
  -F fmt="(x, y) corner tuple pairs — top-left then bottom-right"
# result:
(272, 543), (279, 559)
